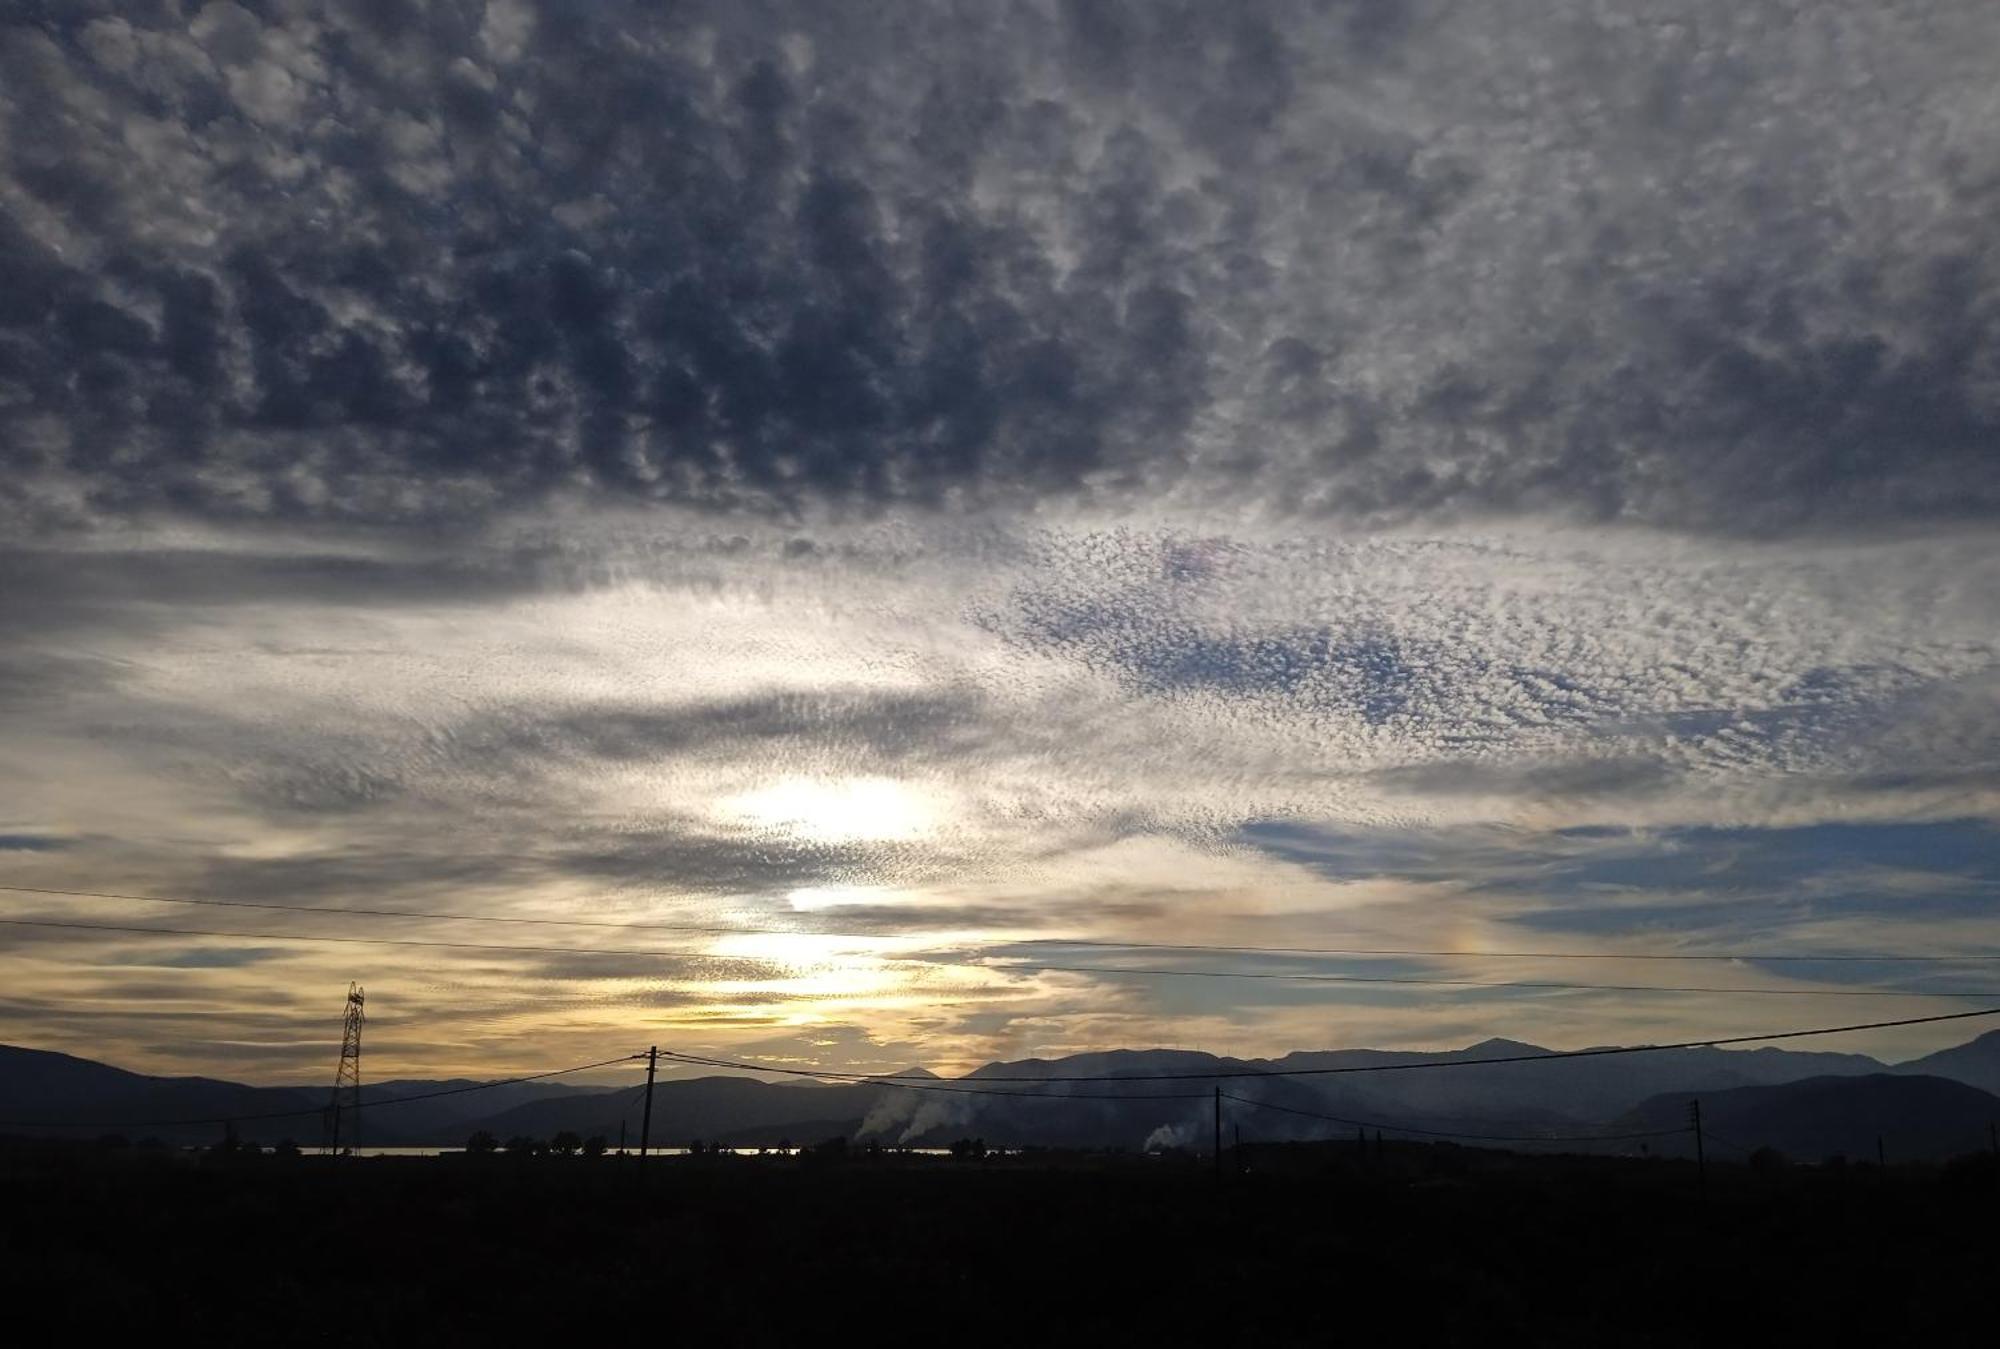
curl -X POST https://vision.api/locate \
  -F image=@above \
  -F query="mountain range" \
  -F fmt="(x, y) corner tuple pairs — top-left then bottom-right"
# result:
(6, 1030), (2000, 1162)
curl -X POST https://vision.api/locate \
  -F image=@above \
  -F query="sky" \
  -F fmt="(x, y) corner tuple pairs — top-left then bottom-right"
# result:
(2, 0), (1997, 1085)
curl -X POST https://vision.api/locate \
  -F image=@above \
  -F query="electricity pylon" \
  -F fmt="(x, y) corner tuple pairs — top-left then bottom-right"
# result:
(322, 983), (365, 1156)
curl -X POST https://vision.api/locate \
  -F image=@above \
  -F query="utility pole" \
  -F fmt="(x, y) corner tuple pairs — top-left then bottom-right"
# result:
(639, 1046), (658, 1163)
(1212, 1087), (1222, 1180)
(1688, 1099), (1705, 1192)
(1875, 1136), (1886, 1169)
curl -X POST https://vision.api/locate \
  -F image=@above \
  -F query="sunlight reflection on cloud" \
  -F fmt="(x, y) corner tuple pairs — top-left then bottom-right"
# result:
(721, 777), (947, 845)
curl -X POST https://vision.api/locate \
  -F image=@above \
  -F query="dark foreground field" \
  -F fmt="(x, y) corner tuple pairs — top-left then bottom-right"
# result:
(3, 1142), (1996, 1345)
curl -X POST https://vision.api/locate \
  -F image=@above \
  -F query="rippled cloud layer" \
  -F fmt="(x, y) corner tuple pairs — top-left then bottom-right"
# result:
(2, 2), (1996, 1079)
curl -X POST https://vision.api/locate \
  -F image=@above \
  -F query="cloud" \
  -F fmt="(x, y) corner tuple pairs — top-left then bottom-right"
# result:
(3, 3), (1999, 1081)
(111, 945), (292, 970)
(1, 2), (1997, 535)
(0, 833), (69, 851)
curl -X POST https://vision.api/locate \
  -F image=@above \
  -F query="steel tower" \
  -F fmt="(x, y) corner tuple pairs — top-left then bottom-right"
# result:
(321, 983), (365, 1156)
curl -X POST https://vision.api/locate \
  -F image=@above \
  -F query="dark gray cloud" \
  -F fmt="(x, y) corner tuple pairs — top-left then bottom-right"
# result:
(514, 952), (792, 983)
(1371, 755), (1676, 803)
(523, 688), (992, 765)
(555, 830), (956, 896)
(199, 683), (995, 821)
(1, 1), (1993, 537)
(188, 847), (540, 903)
(109, 945), (292, 969)
(0, 832), (70, 850)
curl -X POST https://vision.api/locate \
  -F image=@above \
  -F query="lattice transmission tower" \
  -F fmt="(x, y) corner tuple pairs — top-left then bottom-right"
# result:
(321, 982), (365, 1156)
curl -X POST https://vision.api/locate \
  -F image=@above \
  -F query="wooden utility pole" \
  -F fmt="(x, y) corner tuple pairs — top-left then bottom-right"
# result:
(1688, 1099), (1705, 1191)
(639, 1046), (658, 1162)
(1212, 1087), (1222, 1180)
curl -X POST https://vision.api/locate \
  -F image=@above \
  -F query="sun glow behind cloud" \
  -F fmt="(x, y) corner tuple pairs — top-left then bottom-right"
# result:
(722, 777), (946, 845)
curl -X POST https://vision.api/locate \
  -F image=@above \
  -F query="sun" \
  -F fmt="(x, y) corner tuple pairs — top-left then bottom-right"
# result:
(722, 775), (942, 844)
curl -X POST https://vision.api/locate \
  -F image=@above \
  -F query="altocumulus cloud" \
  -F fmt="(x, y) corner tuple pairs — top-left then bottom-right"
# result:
(1, 0), (1997, 533)
(0, 1), (1997, 1079)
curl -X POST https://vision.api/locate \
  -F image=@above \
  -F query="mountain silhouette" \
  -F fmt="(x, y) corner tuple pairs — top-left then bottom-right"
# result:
(3, 1032), (1993, 1154)
(0, 1043), (322, 1140)
(1894, 1028), (2000, 1095)
(0, 1044), (606, 1145)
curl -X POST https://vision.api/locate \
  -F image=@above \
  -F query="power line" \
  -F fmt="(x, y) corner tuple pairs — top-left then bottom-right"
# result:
(0, 915), (721, 961)
(12, 1005), (1998, 1138)
(987, 960), (2000, 998)
(650, 1005), (2000, 1084)
(4, 882), (1994, 964)
(0, 883), (816, 939)
(5, 916), (1993, 1001)
(656, 1051), (1207, 1101)
(0, 1053), (645, 1131)
(1218, 1092), (1684, 1144)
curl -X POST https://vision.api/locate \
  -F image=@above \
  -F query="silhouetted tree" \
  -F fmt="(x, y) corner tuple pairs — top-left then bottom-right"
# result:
(549, 1130), (583, 1157)
(273, 1137), (301, 1158)
(504, 1135), (543, 1157)
(465, 1130), (499, 1155)
(583, 1135), (608, 1157)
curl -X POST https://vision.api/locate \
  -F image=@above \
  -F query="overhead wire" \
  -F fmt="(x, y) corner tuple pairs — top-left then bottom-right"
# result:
(0, 916), (724, 961)
(0, 1052), (645, 1131)
(650, 1005), (2000, 1084)
(14, 1006), (1995, 1147)
(655, 1051), (1206, 1100)
(981, 959), (2000, 998)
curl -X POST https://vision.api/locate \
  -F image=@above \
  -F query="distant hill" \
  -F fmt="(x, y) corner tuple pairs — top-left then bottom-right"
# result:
(0, 1044), (324, 1144)
(0, 1043), (163, 1102)
(1264, 1039), (1887, 1123)
(1618, 1074), (2000, 1162)
(0, 1044), (614, 1146)
(1895, 1029), (2000, 1096)
(464, 1074), (887, 1147)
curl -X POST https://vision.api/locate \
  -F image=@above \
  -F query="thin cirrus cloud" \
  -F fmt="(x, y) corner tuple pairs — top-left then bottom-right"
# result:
(0, 2), (1996, 1080)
